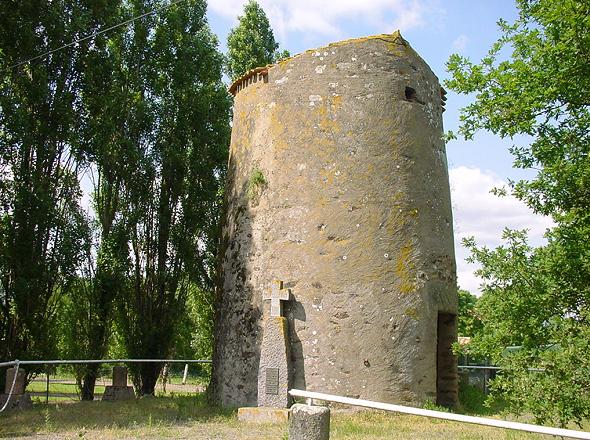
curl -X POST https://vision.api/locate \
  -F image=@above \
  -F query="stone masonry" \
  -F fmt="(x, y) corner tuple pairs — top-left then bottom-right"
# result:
(210, 32), (458, 408)
(102, 366), (135, 401)
(289, 404), (330, 440)
(0, 367), (32, 410)
(257, 280), (291, 408)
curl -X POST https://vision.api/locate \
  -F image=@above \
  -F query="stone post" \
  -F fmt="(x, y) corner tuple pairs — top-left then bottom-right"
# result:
(289, 404), (330, 440)
(0, 367), (32, 410)
(112, 366), (128, 387)
(5, 367), (26, 394)
(102, 366), (135, 401)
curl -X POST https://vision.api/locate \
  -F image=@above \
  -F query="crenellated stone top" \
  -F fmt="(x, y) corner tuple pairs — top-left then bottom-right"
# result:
(228, 31), (446, 111)
(229, 66), (270, 96)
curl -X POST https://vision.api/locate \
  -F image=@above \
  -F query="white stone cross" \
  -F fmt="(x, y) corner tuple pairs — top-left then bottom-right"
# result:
(263, 280), (290, 317)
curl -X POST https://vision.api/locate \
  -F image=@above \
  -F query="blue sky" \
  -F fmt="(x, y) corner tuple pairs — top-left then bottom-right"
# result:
(205, 0), (553, 294)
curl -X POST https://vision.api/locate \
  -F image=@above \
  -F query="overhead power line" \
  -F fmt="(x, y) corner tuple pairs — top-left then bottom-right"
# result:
(8, 0), (188, 71)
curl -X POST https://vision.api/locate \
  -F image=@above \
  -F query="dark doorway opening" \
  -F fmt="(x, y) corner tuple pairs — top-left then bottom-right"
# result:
(436, 312), (458, 407)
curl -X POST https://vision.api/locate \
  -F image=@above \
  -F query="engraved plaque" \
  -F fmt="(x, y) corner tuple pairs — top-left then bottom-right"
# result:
(265, 368), (279, 395)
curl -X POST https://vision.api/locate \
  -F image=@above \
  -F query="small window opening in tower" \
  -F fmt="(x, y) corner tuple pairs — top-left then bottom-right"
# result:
(405, 86), (417, 102)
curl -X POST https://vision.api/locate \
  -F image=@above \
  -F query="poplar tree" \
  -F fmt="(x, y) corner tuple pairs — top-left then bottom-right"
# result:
(109, 0), (231, 395)
(0, 0), (101, 368)
(63, 0), (139, 399)
(0, 1), (230, 400)
(226, 0), (289, 81)
(67, 0), (231, 396)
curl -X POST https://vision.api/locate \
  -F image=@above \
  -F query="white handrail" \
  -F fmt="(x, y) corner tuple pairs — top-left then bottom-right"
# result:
(458, 365), (545, 372)
(289, 389), (590, 440)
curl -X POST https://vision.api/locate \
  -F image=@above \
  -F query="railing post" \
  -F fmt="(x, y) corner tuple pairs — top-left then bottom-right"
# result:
(289, 404), (330, 440)
(45, 367), (49, 404)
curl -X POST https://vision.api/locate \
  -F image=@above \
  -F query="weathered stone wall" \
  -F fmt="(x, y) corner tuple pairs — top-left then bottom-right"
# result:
(210, 32), (458, 408)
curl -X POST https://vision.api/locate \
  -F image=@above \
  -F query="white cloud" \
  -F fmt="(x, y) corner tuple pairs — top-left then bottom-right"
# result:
(391, 0), (427, 32)
(208, 0), (440, 42)
(451, 34), (468, 52)
(450, 166), (554, 295)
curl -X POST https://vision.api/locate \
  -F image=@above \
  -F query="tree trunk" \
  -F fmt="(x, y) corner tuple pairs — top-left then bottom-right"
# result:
(139, 363), (161, 396)
(80, 364), (99, 401)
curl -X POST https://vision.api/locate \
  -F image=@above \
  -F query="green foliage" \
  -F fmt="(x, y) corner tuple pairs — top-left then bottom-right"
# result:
(487, 332), (590, 427)
(275, 49), (291, 63)
(422, 400), (451, 413)
(458, 378), (508, 416)
(457, 289), (482, 337)
(0, 0), (98, 368)
(107, 0), (231, 395)
(171, 284), (214, 377)
(0, 0), (229, 401)
(226, 0), (289, 80)
(446, 0), (590, 426)
(446, 0), (590, 222)
(463, 231), (553, 359)
(458, 382), (487, 415)
(187, 286), (215, 361)
(466, 230), (590, 426)
(69, 0), (153, 400)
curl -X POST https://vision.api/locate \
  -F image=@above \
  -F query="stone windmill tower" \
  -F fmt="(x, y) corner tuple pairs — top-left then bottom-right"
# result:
(210, 32), (458, 409)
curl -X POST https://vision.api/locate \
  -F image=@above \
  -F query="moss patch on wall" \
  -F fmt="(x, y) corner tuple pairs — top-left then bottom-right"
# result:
(247, 168), (266, 202)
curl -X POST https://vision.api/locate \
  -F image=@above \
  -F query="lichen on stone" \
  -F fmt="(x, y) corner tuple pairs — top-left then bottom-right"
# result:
(404, 307), (421, 321)
(396, 243), (418, 294)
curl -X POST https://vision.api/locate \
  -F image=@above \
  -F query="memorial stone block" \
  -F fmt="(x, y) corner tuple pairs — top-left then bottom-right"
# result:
(257, 280), (291, 408)
(102, 366), (135, 401)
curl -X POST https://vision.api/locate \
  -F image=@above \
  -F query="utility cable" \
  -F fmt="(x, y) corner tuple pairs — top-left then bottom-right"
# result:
(8, 0), (188, 71)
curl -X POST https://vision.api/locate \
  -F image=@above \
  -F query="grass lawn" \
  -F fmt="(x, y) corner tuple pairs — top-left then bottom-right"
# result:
(21, 372), (206, 403)
(27, 380), (105, 394)
(0, 392), (578, 440)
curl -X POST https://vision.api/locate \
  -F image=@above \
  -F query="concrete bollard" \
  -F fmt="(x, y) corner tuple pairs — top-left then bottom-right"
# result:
(289, 404), (330, 440)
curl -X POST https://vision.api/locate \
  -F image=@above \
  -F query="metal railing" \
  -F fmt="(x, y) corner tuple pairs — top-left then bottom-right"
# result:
(458, 365), (545, 372)
(0, 359), (211, 368)
(0, 358), (212, 411)
(289, 389), (590, 440)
